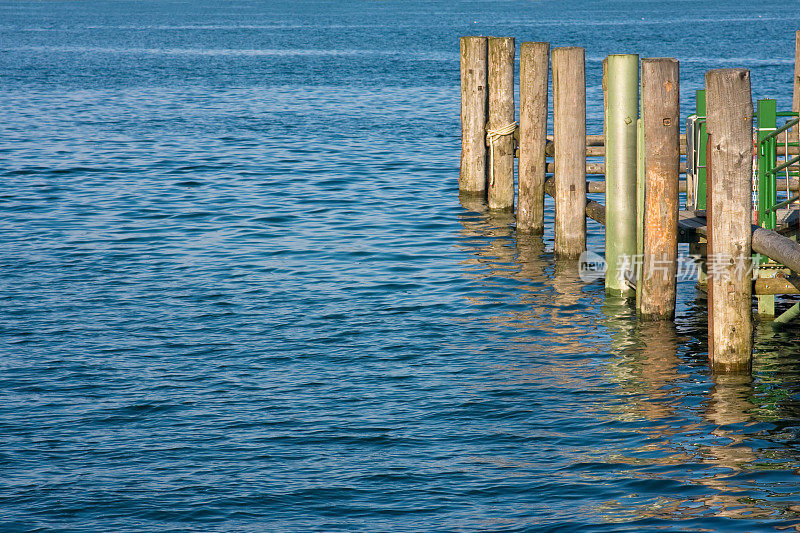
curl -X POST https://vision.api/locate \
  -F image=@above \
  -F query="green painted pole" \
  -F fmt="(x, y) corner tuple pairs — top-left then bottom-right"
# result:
(757, 99), (777, 317)
(604, 54), (639, 297)
(696, 89), (707, 210)
(757, 99), (777, 229)
(772, 302), (800, 329)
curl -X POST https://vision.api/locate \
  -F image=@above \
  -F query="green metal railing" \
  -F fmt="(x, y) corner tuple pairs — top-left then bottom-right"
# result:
(687, 95), (799, 230)
(757, 99), (799, 230)
(685, 90), (707, 210)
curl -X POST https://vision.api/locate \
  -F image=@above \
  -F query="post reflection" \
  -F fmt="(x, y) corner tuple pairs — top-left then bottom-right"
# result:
(455, 197), (604, 351)
(599, 301), (800, 522)
(454, 201), (800, 526)
(602, 315), (691, 434)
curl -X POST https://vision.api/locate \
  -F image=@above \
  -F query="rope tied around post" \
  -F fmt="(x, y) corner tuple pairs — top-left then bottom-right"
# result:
(487, 122), (517, 186)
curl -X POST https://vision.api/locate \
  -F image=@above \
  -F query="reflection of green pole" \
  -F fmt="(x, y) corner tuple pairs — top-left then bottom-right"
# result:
(604, 55), (639, 297)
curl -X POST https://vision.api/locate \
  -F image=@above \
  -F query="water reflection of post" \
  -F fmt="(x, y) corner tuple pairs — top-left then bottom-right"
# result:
(458, 193), (546, 285)
(550, 259), (584, 322)
(600, 297), (636, 355)
(697, 373), (762, 518)
(514, 232), (547, 284)
(547, 259), (606, 352)
(512, 232), (549, 324)
(456, 197), (593, 338)
(458, 191), (487, 215)
(637, 322), (681, 410)
(604, 319), (685, 427)
(456, 196), (515, 285)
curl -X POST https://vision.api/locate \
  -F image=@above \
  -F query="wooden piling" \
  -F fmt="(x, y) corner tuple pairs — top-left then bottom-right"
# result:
(459, 36), (489, 195)
(487, 37), (515, 211)
(635, 117), (645, 311)
(604, 54), (639, 296)
(639, 58), (680, 319)
(706, 68), (753, 372)
(552, 46), (587, 258)
(517, 42), (549, 233)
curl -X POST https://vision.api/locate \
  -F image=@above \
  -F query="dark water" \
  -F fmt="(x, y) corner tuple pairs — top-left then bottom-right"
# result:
(2, 1), (800, 531)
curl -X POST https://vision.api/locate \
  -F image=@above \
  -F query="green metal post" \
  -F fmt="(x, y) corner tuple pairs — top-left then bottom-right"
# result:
(696, 89), (707, 210)
(757, 99), (777, 230)
(604, 54), (639, 297)
(772, 302), (800, 329)
(757, 99), (777, 317)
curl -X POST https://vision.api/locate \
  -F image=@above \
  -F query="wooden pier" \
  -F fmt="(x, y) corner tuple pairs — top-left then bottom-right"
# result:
(459, 34), (800, 372)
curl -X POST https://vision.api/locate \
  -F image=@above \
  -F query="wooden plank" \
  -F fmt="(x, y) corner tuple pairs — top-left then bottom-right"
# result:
(544, 135), (687, 156)
(544, 178), (604, 225)
(755, 274), (800, 295)
(557, 177), (793, 193)
(542, 161), (686, 175)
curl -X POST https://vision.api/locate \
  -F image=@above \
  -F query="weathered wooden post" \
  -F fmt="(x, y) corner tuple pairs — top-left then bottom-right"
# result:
(487, 37), (515, 211)
(635, 117), (645, 310)
(639, 58), (680, 319)
(706, 68), (753, 371)
(552, 46), (586, 258)
(604, 54), (639, 296)
(460, 36), (489, 195)
(517, 42), (549, 232)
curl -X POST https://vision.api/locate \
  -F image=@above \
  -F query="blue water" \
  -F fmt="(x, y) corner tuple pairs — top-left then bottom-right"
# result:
(2, 1), (800, 531)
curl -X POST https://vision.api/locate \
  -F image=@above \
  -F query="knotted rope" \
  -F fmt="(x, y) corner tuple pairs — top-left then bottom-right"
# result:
(486, 122), (517, 186)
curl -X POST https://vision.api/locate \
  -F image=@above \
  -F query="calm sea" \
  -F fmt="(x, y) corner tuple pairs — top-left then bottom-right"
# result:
(2, 1), (800, 531)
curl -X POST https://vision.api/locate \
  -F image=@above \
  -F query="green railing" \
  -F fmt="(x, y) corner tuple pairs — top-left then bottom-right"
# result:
(757, 99), (799, 230)
(685, 90), (707, 211)
(688, 95), (798, 231)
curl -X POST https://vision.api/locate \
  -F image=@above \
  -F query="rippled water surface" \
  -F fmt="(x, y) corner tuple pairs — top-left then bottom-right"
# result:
(2, 1), (800, 531)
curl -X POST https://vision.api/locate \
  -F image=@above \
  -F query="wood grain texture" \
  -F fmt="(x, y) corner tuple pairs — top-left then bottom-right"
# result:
(639, 58), (680, 319)
(487, 37), (515, 210)
(552, 47), (586, 258)
(706, 68), (753, 372)
(459, 36), (488, 194)
(517, 42), (549, 232)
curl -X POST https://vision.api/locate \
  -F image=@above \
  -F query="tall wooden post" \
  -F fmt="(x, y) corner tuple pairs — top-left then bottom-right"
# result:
(552, 46), (586, 258)
(706, 68), (753, 372)
(460, 36), (489, 195)
(487, 37), (515, 211)
(639, 58), (680, 319)
(604, 54), (639, 297)
(518, 42), (549, 233)
(635, 117), (645, 310)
